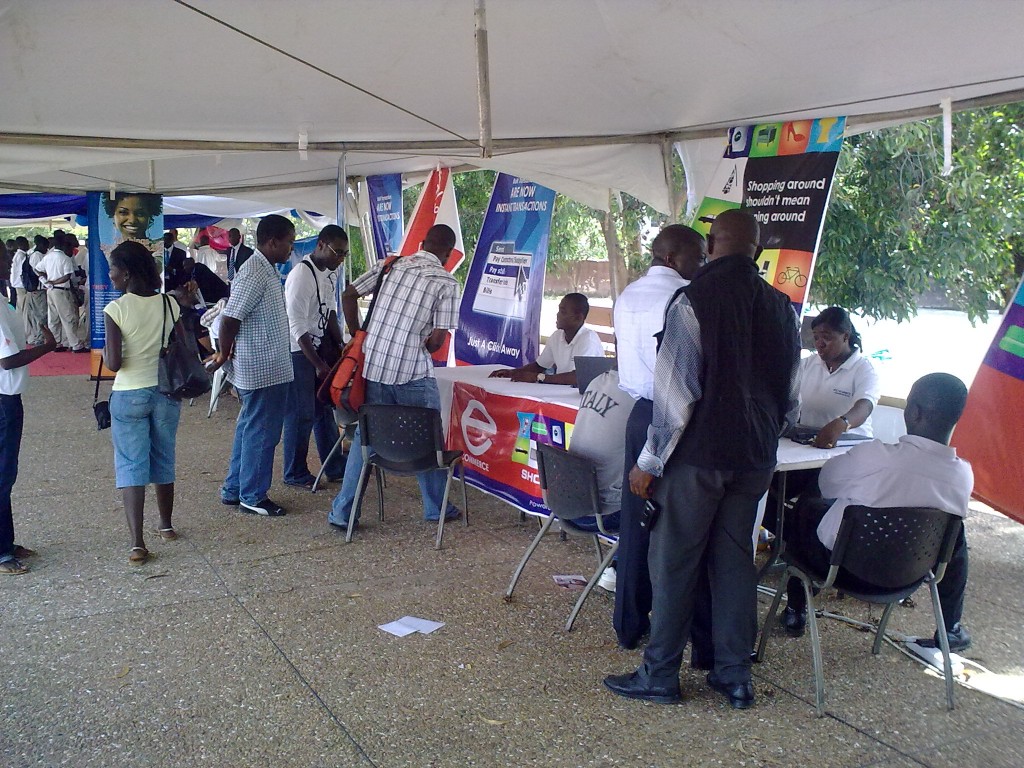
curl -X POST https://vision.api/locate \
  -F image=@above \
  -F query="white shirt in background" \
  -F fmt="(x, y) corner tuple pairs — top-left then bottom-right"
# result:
(283, 257), (338, 354)
(9, 249), (28, 289)
(797, 350), (881, 436)
(39, 248), (75, 287)
(816, 434), (973, 549)
(613, 265), (688, 401)
(536, 326), (604, 374)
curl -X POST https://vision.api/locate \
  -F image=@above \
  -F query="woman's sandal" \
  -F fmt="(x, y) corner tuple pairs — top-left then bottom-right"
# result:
(0, 558), (29, 575)
(129, 547), (149, 564)
(157, 528), (178, 541)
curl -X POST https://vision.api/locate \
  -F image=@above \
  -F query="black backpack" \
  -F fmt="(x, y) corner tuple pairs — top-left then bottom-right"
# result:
(21, 255), (40, 292)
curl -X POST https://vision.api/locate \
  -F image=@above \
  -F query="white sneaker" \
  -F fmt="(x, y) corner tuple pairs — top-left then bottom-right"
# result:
(598, 566), (617, 592)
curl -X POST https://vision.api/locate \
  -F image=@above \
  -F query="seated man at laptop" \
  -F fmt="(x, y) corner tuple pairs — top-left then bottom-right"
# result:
(779, 373), (974, 652)
(489, 293), (604, 386)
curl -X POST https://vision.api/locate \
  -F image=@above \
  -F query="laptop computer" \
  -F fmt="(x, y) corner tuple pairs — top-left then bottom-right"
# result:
(574, 355), (617, 393)
(785, 425), (874, 446)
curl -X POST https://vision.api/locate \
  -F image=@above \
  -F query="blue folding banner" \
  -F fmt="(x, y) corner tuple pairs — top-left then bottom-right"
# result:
(366, 174), (403, 260)
(454, 174), (556, 366)
(88, 191), (164, 366)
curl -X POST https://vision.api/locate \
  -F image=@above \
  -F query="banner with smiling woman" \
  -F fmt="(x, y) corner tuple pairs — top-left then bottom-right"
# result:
(88, 191), (164, 372)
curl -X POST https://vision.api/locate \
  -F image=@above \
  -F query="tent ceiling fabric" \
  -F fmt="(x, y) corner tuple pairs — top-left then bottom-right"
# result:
(1, 0), (1023, 214)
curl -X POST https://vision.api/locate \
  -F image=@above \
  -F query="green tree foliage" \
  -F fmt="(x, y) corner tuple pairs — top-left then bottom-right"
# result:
(814, 104), (1024, 323)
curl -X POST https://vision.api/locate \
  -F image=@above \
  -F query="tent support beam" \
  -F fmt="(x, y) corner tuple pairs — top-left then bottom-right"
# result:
(2, 85), (1023, 157)
(475, 0), (493, 158)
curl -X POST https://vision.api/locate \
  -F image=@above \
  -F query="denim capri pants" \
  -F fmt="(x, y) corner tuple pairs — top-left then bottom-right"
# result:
(109, 387), (182, 488)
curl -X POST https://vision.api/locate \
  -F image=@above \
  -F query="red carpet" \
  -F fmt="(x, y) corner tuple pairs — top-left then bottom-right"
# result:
(28, 348), (96, 377)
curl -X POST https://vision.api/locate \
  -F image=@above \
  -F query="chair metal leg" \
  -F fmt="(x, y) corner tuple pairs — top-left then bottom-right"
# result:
(435, 466), (455, 550)
(755, 569), (789, 662)
(928, 580), (955, 710)
(375, 466), (384, 521)
(803, 576), (826, 717)
(347, 464), (371, 543)
(591, 535), (603, 566)
(873, 601), (898, 655)
(566, 541), (618, 632)
(459, 459), (469, 527)
(311, 435), (344, 493)
(505, 515), (556, 600)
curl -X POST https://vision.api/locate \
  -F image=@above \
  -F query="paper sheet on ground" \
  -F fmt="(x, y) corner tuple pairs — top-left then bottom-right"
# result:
(378, 616), (446, 637)
(553, 575), (588, 590)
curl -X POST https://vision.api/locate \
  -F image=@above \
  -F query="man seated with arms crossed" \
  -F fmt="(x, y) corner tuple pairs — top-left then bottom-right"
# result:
(489, 292), (603, 386)
(781, 372), (974, 652)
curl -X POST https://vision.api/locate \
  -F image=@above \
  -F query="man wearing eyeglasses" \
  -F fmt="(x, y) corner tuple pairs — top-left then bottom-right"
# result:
(281, 225), (349, 488)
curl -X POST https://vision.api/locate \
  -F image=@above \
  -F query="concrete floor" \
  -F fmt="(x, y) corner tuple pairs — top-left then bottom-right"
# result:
(2, 376), (1023, 768)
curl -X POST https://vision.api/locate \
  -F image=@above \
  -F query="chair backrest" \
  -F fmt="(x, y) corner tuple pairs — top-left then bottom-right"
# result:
(535, 442), (602, 521)
(831, 505), (960, 590)
(358, 404), (444, 467)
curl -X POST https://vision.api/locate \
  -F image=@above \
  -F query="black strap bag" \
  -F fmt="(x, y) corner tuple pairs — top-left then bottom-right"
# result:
(157, 295), (213, 400)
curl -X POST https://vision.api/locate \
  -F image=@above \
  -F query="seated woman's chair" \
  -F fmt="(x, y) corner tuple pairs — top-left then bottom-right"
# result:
(347, 404), (468, 550)
(504, 442), (619, 632)
(756, 505), (962, 716)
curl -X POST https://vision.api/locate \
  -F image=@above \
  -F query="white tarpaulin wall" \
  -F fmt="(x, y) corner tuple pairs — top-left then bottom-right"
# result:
(1, 0), (1023, 214)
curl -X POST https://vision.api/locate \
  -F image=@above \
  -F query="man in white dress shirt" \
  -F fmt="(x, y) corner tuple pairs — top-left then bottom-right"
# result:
(489, 293), (604, 387)
(611, 224), (707, 649)
(781, 372), (974, 652)
(40, 236), (86, 352)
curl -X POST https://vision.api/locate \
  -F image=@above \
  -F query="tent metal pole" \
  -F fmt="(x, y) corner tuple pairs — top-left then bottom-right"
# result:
(661, 141), (679, 224)
(475, 0), (493, 158)
(338, 152), (349, 288)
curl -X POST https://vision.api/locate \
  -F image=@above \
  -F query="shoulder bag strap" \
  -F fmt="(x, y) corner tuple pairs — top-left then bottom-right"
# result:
(301, 260), (328, 330)
(360, 254), (402, 332)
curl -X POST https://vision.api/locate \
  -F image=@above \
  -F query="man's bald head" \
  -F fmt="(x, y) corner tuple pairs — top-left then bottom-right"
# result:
(422, 224), (457, 263)
(651, 224), (707, 280)
(708, 209), (761, 261)
(905, 373), (968, 444)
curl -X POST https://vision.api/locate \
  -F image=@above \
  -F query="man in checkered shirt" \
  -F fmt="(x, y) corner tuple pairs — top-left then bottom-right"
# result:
(328, 224), (461, 529)
(208, 214), (295, 518)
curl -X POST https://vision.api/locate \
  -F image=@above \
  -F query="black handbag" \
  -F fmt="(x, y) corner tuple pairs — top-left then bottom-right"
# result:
(93, 370), (110, 430)
(157, 295), (213, 400)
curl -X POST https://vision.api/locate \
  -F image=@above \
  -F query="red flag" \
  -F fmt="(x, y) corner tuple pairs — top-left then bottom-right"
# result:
(399, 168), (465, 364)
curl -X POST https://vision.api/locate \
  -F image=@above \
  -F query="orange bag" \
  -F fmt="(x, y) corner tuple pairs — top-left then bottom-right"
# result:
(316, 254), (402, 421)
(318, 330), (367, 422)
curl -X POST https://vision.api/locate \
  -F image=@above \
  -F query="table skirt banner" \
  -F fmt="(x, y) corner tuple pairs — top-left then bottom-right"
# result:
(448, 381), (579, 515)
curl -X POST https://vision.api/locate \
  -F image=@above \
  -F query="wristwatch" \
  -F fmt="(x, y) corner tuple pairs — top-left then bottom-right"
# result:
(839, 415), (850, 428)
(536, 373), (547, 383)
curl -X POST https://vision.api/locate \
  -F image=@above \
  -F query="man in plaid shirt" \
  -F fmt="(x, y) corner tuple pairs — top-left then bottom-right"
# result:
(208, 214), (295, 518)
(328, 225), (461, 529)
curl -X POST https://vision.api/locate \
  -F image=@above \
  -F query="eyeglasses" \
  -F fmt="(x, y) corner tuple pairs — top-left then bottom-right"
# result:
(326, 242), (349, 260)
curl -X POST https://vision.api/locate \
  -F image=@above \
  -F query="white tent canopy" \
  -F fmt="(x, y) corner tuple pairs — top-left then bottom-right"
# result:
(2, 0), (1023, 215)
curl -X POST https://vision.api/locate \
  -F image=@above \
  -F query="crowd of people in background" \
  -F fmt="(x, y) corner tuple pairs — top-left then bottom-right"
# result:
(0, 210), (978, 712)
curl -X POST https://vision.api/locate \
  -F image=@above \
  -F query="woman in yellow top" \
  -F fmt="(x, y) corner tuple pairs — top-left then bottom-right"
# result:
(103, 241), (181, 564)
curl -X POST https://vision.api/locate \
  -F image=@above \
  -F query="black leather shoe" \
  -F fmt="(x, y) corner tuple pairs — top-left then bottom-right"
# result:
(706, 672), (755, 710)
(603, 671), (681, 703)
(781, 606), (807, 637)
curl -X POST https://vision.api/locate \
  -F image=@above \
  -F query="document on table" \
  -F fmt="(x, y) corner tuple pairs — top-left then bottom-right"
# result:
(378, 615), (446, 637)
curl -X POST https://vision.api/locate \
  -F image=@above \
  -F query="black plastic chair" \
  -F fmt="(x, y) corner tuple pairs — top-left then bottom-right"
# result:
(504, 442), (619, 631)
(756, 505), (962, 716)
(347, 404), (468, 550)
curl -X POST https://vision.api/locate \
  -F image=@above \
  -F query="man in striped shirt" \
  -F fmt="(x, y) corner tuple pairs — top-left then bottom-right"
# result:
(328, 225), (461, 529)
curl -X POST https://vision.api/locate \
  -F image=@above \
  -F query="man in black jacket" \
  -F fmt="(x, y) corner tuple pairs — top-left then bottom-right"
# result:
(604, 209), (800, 710)
(227, 228), (254, 280)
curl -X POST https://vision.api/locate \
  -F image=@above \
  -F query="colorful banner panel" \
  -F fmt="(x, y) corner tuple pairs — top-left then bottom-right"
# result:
(453, 174), (556, 367)
(951, 277), (1024, 523)
(448, 381), (577, 514)
(366, 174), (403, 261)
(692, 117), (845, 312)
(87, 191), (164, 373)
